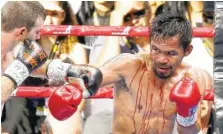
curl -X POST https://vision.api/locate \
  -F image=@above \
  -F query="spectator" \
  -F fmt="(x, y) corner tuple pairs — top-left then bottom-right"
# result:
(76, 1), (114, 46)
(39, 1), (88, 64)
(150, 1), (204, 27)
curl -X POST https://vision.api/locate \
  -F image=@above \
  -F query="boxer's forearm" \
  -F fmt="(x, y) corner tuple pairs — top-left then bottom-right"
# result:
(177, 123), (200, 134)
(77, 99), (86, 112)
(1, 76), (15, 104)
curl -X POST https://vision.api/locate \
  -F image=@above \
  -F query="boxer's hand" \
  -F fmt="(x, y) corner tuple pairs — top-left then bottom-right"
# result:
(4, 39), (47, 87)
(47, 60), (103, 98)
(48, 84), (82, 121)
(169, 77), (201, 127)
(66, 65), (103, 98)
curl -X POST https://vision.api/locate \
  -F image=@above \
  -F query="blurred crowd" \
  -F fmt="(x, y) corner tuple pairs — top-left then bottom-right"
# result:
(1, 1), (214, 134)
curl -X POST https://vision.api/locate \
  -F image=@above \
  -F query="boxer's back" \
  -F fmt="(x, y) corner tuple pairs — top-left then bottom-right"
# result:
(111, 53), (190, 134)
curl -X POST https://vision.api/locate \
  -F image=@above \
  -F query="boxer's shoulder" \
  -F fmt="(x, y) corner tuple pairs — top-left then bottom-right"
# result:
(101, 53), (143, 68)
(185, 67), (210, 79)
(184, 67), (212, 95)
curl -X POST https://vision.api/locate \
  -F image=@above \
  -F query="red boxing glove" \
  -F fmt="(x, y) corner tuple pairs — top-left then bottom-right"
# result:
(48, 84), (82, 121)
(169, 77), (201, 127)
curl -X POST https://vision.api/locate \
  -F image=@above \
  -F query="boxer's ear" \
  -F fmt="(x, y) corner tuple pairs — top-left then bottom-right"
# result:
(15, 27), (27, 36)
(15, 27), (28, 41)
(184, 44), (193, 56)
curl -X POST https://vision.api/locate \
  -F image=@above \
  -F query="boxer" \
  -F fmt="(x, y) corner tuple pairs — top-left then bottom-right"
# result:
(1, 1), (47, 104)
(50, 12), (212, 133)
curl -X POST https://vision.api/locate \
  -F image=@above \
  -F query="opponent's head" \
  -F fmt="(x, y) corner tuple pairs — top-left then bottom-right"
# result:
(150, 12), (193, 79)
(1, 1), (46, 41)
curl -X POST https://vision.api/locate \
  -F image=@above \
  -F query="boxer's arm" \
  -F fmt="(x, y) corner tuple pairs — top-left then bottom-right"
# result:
(176, 68), (209, 133)
(1, 76), (15, 104)
(99, 53), (137, 87)
(2, 40), (47, 104)
(32, 53), (130, 85)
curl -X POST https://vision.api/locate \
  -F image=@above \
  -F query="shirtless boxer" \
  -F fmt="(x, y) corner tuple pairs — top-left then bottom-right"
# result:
(52, 12), (212, 133)
(1, 2), (102, 120)
(98, 13), (211, 134)
(99, 12), (212, 134)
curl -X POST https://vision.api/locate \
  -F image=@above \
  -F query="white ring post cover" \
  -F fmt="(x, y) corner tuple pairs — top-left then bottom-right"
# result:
(214, 2), (223, 134)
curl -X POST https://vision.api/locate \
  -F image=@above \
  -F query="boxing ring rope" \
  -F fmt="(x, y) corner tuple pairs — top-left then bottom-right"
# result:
(13, 86), (114, 99)
(40, 25), (215, 37)
(13, 86), (213, 101)
(12, 25), (214, 101)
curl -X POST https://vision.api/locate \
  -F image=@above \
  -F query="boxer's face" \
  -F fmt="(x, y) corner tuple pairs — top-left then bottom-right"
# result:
(150, 36), (191, 79)
(27, 17), (45, 40)
(15, 16), (44, 42)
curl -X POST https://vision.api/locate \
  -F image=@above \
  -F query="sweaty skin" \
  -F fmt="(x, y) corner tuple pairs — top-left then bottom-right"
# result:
(99, 52), (208, 134)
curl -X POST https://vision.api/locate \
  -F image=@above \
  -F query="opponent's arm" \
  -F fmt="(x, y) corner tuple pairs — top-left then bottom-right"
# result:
(2, 40), (47, 104)
(170, 68), (206, 134)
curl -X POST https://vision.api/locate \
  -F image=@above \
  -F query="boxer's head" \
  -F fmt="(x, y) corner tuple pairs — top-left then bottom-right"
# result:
(150, 12), (193, 79)
(1, 1), (46, 42)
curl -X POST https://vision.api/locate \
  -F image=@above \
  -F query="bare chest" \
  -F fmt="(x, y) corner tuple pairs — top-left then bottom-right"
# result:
(113, 68), (184, 134)
(124, 69), (178, 115)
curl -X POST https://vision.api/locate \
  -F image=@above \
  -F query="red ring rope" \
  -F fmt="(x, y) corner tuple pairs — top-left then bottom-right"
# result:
(12, 86), (114, 99)
(13, 86), (213, 100)
(40, 25), (215, 37)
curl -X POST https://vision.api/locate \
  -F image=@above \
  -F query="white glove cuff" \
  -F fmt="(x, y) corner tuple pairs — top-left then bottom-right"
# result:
(47, 59), (72, 83)
(176, 106), (198, 127)
(4, 59), (29, 86)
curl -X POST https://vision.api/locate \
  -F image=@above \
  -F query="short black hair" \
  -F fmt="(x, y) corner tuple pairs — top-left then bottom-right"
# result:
(150, 11), (192, 50)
